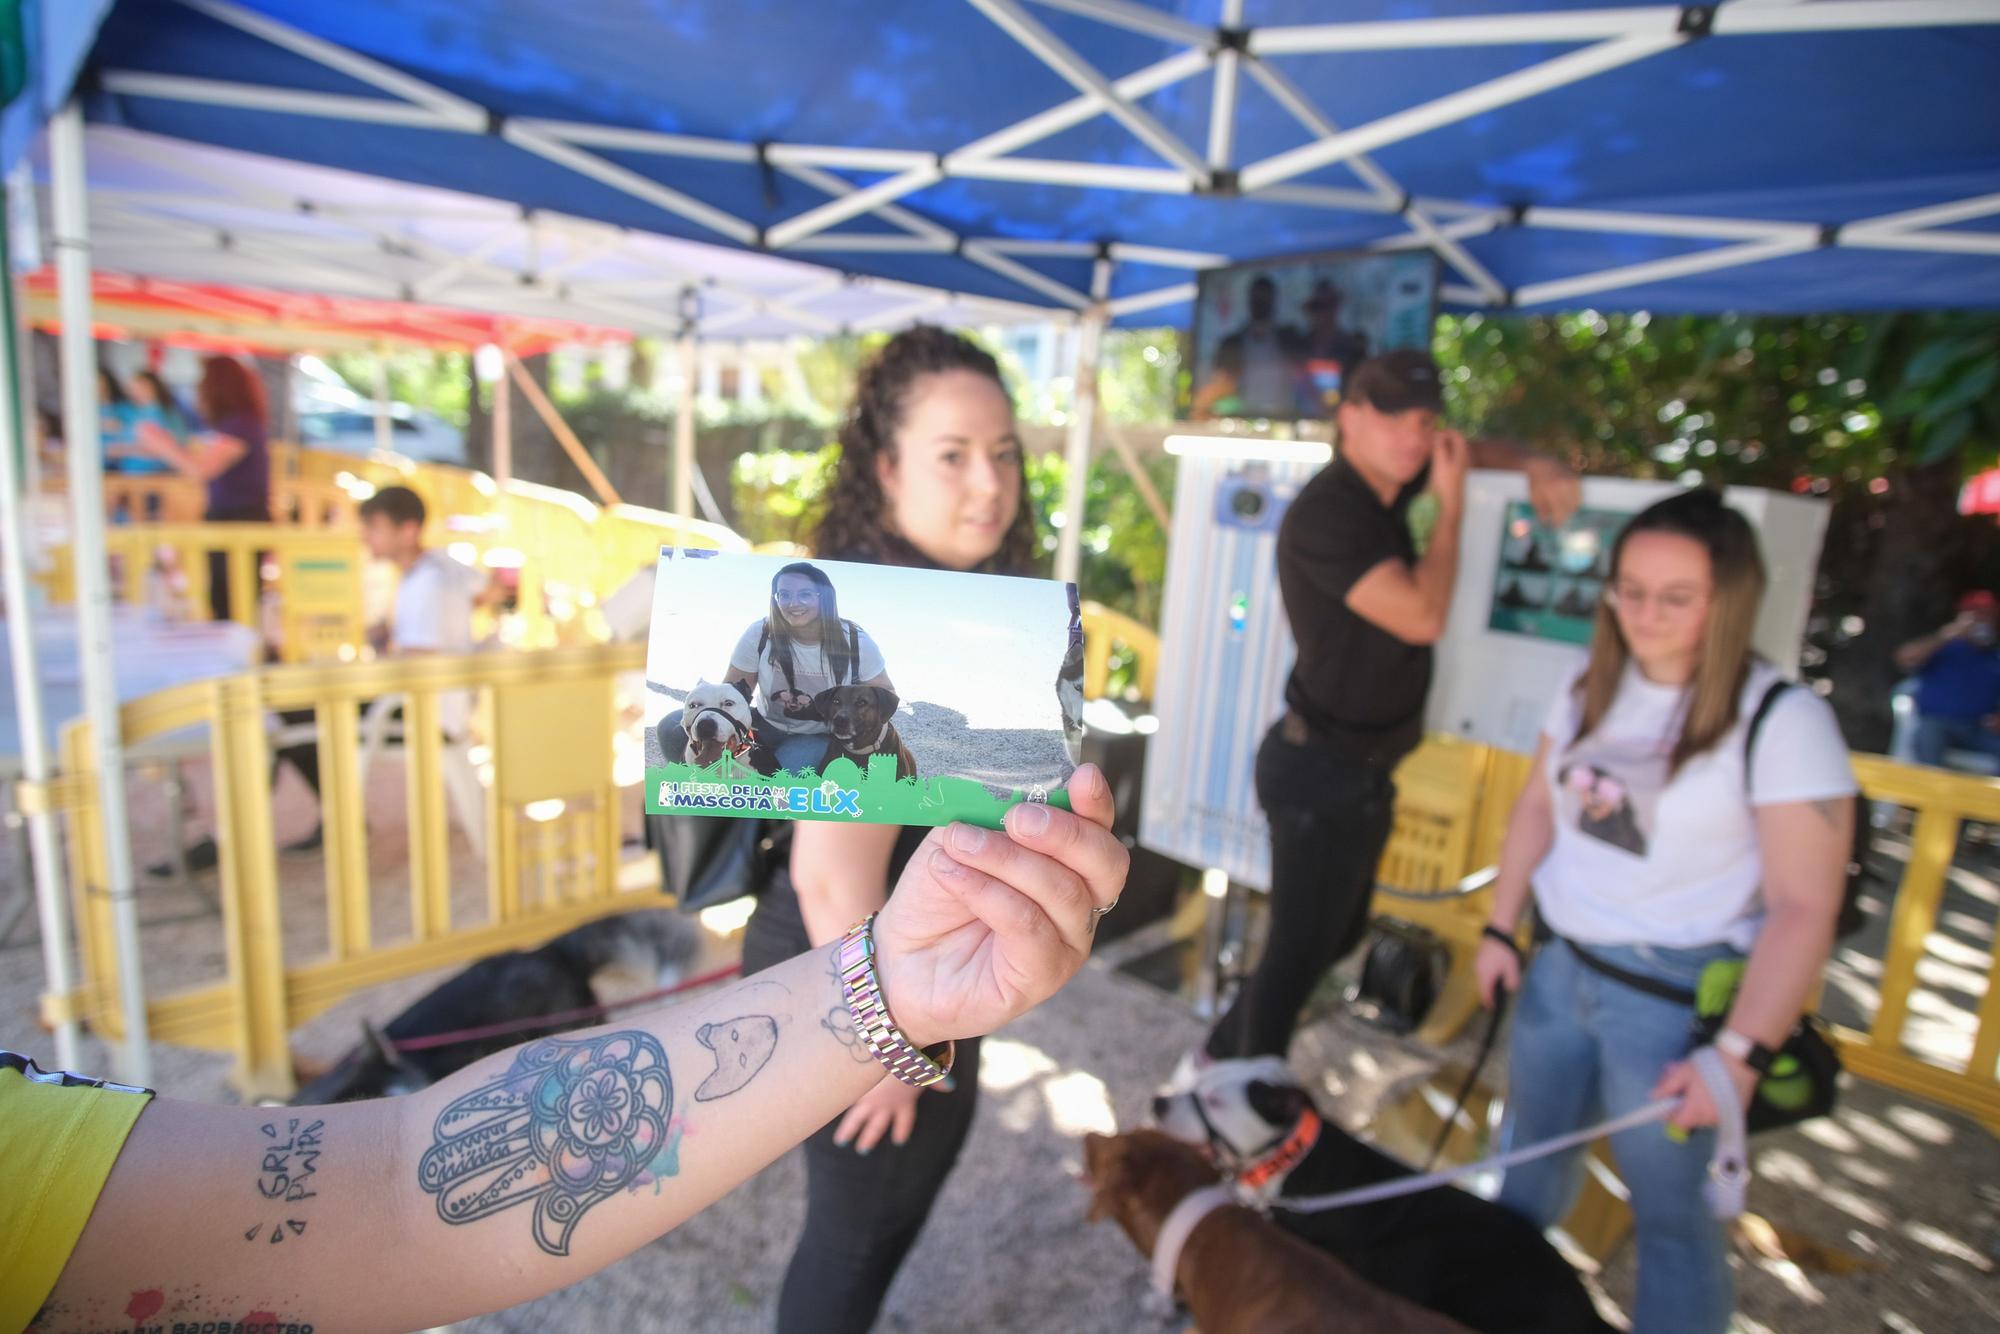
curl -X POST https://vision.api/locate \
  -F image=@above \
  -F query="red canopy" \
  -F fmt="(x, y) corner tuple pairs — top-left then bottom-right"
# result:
(23, 269), (628, 355)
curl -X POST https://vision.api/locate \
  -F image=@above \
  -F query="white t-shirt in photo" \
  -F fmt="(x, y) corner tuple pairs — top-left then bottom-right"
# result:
(729, 618), (887, 737)
(1534, 659), (1857, 952)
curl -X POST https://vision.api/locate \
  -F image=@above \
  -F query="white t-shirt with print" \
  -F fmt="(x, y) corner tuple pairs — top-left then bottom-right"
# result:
(1534, 659), (1857, 952)
(729, 618), (886, 737)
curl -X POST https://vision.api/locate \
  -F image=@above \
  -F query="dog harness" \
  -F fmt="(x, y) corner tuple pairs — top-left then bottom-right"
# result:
(689, 706), (758, 760)
(1147, 1183), (1234, 1312)
(1232, 1107), (1322, 1200)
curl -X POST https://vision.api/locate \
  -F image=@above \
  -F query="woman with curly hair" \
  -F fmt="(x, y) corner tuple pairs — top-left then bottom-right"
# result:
(742, 325), (1040, 1333)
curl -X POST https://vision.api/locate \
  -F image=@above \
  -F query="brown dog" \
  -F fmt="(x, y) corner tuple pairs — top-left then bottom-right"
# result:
(1083, 1130), (1471, 1334)
(811, 685), (917, 780)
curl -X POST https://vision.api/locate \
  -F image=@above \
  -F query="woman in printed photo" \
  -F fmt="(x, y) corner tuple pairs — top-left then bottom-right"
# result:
(1474, 488), (1855, 1334)
(724, 561), (893, 776)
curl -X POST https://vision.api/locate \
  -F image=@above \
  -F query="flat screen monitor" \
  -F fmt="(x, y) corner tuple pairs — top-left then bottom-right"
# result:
(1184, 249), (1438, 422)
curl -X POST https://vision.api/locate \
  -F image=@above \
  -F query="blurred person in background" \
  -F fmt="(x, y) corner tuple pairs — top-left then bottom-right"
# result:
(135, 355), (272, 621)
(1896, 589), (2000, 771)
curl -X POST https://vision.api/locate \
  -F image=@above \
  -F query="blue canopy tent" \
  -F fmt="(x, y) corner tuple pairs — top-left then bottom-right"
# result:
(43, 0), (2000, 321)
(5, 0), (2000, 1081)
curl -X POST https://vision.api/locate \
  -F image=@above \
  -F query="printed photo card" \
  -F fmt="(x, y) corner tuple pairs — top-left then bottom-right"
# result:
(644, 550), (1083, 828)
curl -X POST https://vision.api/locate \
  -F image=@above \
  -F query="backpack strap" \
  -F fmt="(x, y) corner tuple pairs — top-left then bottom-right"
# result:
(1743, 678), (1794, 801)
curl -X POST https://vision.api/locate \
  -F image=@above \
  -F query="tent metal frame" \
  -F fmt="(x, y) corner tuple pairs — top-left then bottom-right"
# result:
(90, 0), (2000, 320)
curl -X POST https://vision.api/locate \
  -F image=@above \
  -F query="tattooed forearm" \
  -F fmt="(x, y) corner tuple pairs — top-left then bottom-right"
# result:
(821, 945), (873, 1063)
(694, 1016), (778, 1100)
(246, 1118), (322, 1245)
(417, 1030), (673, 1256)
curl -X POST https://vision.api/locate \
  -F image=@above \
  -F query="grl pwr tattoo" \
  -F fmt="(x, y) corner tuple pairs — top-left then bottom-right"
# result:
(417, 1030), (672, 1256)
(246, 1118), (323, 1245)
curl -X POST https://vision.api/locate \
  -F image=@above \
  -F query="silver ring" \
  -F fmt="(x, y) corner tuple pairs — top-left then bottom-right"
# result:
(1090, 899), (1118, 919)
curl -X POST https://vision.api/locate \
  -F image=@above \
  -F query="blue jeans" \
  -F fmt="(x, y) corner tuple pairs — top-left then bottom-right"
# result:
(1497, 937), (1739, 1334)
(768, 731), (829, 776)
(1913, 714), (2000, 771)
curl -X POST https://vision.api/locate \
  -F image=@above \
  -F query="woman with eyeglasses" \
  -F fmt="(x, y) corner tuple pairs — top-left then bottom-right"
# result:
(724, 561), (893, 776)
(1473, 487), (1855, 1334)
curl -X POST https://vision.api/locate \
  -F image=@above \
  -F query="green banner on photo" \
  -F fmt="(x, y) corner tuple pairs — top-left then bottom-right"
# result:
(645, 752), (1071, 830)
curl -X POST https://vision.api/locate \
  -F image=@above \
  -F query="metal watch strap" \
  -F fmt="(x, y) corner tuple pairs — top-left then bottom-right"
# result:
(837, 914), (954, 1089)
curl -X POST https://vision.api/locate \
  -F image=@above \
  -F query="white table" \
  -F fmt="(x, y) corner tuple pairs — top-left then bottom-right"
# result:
(1, 609), (262, 940)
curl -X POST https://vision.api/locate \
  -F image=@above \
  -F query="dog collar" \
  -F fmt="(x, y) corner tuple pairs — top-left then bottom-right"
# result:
(1235, 1107), (1321, 1198)
(842, 721), (894, 757)
(1149, 1183), (1233, 1307)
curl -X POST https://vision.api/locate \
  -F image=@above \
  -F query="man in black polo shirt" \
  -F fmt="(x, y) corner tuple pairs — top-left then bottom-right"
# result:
(1201, 349), (1579, 1064)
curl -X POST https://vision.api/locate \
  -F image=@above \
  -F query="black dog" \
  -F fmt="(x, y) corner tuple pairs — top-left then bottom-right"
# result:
(292, 909), (701, 1104)
(1154, 1059), (1611, 1333)
(812, 684), (917, 780)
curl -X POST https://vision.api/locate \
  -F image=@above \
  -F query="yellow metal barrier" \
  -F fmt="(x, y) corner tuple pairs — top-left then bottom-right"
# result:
(272, 473), (360, 528)
(599, 502), (750, 585)
(1374, 739), (2000, 1132)
(1079, 600), (1161, 702)
(101, 473), (205, 524)
(53, 642), (664, 1099)
(1841, 755), (2000, 1132)
(45, 523), (367, 663)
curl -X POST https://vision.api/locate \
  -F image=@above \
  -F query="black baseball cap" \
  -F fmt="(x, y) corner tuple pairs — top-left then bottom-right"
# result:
(1344, 349), (1443, 415)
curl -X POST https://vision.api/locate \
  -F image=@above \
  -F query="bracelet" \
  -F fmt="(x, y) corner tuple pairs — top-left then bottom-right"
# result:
(836, 914), (955, 1089)
(1482, 924), (1524, 958)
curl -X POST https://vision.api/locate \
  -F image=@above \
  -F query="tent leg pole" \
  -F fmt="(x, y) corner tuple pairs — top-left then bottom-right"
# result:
(1055, 260), (1111, 586)
(673, 325), (696, 521)
(0, 180), (82, 1070)
(491, 345), (512, 486)
(372, 352), (393, 455)
(53, 101), (151, 1084)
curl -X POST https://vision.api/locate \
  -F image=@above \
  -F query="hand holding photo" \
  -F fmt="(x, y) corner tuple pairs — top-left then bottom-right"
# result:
(644, 551), (1082, 827)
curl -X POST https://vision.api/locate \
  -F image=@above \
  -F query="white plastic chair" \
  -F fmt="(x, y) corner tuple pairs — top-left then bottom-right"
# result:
(355, 693), (488, 859)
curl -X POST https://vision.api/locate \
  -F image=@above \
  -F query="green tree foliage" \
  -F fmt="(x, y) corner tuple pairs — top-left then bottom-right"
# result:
(323, 349), (473, 423)
(729, 443), (841, 547)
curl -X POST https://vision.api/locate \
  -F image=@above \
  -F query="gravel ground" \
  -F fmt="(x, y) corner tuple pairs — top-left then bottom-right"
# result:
(3, 760), (1995, 1333)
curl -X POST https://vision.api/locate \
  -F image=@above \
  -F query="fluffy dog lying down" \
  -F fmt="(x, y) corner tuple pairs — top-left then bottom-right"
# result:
(1083, 1130), (1471, 1334)
(1152, 1057), (1612, 1333)
(291, 910), (701, 1104)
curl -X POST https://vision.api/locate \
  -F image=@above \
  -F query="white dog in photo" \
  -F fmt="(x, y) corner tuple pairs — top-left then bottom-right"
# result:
(671, 678), (779, 776)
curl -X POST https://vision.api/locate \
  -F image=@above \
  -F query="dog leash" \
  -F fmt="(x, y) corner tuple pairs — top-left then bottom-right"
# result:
(1423, 985), (1508, 1172)
(388, 962), (744, 1052)
(1269, 1067), (1748, 1223)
